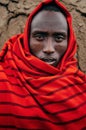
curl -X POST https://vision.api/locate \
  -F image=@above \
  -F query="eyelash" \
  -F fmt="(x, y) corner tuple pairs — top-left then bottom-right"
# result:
(33, 34), (45, 41)
(33, 34), (65, 42)
(54, 35), (65, 41)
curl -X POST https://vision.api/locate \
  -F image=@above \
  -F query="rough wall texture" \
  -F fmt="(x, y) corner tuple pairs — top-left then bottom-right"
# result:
(0, 0), (86, 73)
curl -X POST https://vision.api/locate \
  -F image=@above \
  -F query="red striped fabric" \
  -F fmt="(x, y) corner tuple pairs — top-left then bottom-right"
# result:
(0, 0), (86, 130)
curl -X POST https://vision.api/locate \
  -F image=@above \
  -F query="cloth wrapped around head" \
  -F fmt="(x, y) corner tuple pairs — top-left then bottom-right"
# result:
(0, 0), (86, 130)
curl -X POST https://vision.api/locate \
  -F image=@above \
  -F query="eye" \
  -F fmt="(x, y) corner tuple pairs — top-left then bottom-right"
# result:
(54, 34), (65, 42)
(33, 33), (45, 41)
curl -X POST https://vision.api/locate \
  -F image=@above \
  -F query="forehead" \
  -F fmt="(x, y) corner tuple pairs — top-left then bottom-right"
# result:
(31, 10), (68, 32)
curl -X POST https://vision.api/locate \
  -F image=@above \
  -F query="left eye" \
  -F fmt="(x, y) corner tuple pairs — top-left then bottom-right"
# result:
(55, 35), (65, 42)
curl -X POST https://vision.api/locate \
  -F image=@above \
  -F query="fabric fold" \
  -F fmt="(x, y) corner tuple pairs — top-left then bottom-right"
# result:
(0, 0), (86, 129)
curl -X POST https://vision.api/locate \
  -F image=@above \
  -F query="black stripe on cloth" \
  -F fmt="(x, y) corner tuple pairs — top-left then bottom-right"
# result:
(0, 69), (80, 91)
(0, 65), (10, 70)
(0, 90), (35, 98)
(0, 99), (86, 116)
(0, 67), (9, 73)
(0, 67), (76, 89)
(26, 73), (78, 90)
(46, 82), (86, 96)
(0, 77), (85, 98)
(0, 102), (38, 109)
(1, 64), (80, 90)
(0, 67), (86, 96)
(0, 79), (22, 87)
(0, 113), (86, 125)
(2, 59), (48, 76)
(26, 76), (86, 94)
(81, 127), (86, 130)
(0, 60), (44, 77)
(0, 125), (15, 129)
(43, 89), (86, 106)
(9, 50), (54, 75)
(0, 125), (44, 130)
(5, 74), (20, 79)
(0, 68), (42, 80)
(0, 68), (83, 96)
(50, 100), (86, 115)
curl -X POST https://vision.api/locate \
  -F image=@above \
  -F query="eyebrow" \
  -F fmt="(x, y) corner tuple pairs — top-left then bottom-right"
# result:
(31, 30), (67, 36)
(32, 31), (48, 35)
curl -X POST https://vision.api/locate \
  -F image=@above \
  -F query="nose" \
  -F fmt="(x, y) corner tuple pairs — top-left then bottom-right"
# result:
(43, 38), (55, 54)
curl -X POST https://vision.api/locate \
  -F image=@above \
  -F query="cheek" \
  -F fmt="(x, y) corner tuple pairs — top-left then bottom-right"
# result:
(30, 40), (44, 54)
(55, 40), (68, 54)
(55, 43), (67, 55)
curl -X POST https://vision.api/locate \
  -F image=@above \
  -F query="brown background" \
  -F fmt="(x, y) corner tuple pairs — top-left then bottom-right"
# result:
(0, 0), (86, 73)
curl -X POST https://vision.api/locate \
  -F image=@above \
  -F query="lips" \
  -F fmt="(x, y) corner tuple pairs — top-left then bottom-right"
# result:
(41, 58), (57, 66)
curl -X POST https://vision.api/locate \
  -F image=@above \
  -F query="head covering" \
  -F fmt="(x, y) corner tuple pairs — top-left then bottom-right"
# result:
(0, 0), (86, 129)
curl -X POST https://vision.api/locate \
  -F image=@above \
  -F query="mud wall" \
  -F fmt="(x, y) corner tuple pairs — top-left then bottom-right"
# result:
(0, 0), (86, 73)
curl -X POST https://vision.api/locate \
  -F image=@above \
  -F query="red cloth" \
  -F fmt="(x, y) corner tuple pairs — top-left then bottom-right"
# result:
(0, 0), (86, 129)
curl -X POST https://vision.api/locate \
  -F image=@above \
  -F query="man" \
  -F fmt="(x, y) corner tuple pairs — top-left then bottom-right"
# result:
(0, 0), (86, 130)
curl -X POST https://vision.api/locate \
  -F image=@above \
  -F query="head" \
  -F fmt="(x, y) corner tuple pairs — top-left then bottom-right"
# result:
(30, 3), (68, 67)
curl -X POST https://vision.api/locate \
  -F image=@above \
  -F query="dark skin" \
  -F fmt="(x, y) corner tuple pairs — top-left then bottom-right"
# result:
(30, 10), (68, 67)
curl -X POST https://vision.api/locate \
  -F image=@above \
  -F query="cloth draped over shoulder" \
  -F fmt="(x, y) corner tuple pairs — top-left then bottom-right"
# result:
(0, 0), (86, 129)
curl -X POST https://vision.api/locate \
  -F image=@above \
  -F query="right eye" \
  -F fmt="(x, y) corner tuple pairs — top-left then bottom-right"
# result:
(34, 34), (45, 41)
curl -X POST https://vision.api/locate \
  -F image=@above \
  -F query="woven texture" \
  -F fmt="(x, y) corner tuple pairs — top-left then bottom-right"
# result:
(0, 0), (86, 129)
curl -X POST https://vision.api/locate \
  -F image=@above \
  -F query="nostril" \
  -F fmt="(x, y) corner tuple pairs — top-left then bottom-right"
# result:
(43, 48), (55, 54)
(43, 45), (55, 54)
(43, 38), (55, 54)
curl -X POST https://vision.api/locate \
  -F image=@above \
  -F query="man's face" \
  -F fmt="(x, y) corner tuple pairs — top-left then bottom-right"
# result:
(30, 10), (68, 67)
